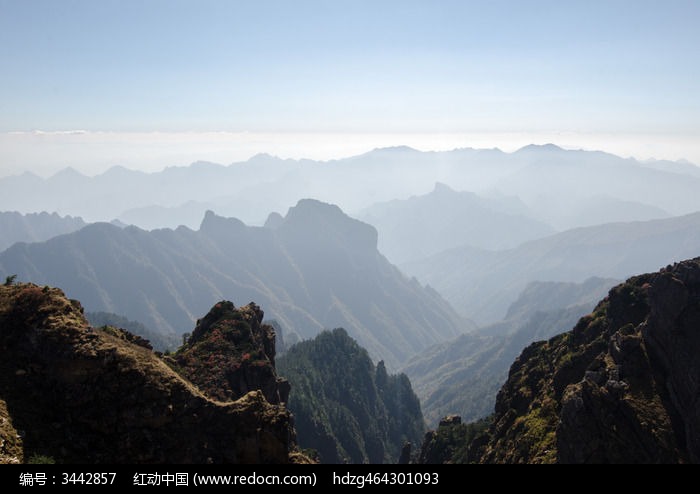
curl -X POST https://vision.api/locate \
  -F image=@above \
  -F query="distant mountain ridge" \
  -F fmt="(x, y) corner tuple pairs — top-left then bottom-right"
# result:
(0, 145), (695, 230)
(403, 212), (700, 325)
(359, 183), (554, 264)
(0, 211), (86, 252)
(0, 199), (469, 368)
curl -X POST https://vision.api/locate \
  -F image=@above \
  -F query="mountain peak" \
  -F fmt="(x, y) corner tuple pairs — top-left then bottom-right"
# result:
(280, 199), (378, 251)
(516, 143), (564, 154)
(476, 257), (700, 463)
(432, 182), (455, 194)
(50, 166), (87, 180)
(248, 153), (283, 163)
(176, 300), (288, 405)
(381, 145), (418, 152)
(199, 210), (246, 232)
(0, 283), (300, 463)
(264, 211), (284, 229)
(370, 145), (419, 155)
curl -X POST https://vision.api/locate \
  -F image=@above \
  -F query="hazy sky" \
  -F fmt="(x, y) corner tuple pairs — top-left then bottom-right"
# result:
(1, 0), (699, 176)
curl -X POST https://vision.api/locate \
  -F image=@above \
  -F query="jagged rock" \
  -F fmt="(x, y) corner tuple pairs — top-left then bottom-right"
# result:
(0, 400), (22, 464)
(439, 415), (462, 427)
(418, 431), (438, 464)
(173, 301), (288, 405)
(0, 283), (304, 463)
(479, 258), (700, 463)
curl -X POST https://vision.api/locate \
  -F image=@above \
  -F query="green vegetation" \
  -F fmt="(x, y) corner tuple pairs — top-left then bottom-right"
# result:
(4, 274), (17, 286)
(277, 329), (425, 464)
(419, 416), (492, 464)
(404, 301), (597, 426)
(27, 454), (56, 464)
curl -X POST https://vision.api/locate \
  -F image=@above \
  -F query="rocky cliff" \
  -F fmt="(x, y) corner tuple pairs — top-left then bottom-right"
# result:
(172, 301), (290, 405)
(477, 258), (700, 463)
(418, 258), (700, 463)
(0, 282), (303, 464)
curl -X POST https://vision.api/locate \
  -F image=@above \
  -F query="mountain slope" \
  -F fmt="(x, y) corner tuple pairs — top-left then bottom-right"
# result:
(0, 211), (85, 252)
(404, 212), (700, 325)
(0, 283), (303, 463)
(403, 278), (615, 425)
(0, 200), (468, 368)
(86, 311), (180, 352)
(476, 258), (700, 463)
(359, 183), (554, 264)
(277, 329), (424, 464)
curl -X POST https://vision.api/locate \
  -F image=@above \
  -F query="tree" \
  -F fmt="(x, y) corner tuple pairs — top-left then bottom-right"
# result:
(4, 274), (17, 286)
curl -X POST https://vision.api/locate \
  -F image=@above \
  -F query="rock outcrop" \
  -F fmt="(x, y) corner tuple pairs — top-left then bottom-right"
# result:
(479, 258), (700, 463)
(172, 301), (290, 405)
(0, 283), (302, 464)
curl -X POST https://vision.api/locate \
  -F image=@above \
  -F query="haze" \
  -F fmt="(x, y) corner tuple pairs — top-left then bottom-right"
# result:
(4, 1), (700, 463)
(1, 0), (699, 177)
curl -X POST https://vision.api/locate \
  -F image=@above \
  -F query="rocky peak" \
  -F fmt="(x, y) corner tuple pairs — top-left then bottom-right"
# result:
(263, 211), (284, 229)
(477, 257), (700, 463)
(432, 182), (455, 195)
(174, 301), (289, 405)
(0, 283), (303, 463)
(199, 210), (246, 233)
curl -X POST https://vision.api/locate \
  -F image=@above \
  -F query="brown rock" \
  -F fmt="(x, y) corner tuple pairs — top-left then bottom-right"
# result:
(174, 301), (288, 405)
(0, 283), (306, 463)
(480, 258), (700, 464)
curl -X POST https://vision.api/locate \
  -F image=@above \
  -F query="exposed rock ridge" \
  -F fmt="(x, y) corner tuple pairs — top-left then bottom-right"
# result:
(479, 258), (700, 463)
(0, 283), (302, 464)
(173, 300), (290, 405)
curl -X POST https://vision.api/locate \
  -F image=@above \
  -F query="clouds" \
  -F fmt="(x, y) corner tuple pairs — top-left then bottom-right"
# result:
(0, 2), (698, 164)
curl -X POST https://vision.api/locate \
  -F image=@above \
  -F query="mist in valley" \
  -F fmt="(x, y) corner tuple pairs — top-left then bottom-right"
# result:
(2, 1), (699, 464)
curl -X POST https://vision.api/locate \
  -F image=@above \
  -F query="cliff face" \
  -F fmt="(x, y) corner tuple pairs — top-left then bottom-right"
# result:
(277, 328), (425, 464)
(480, 258), (700, 463)
(172, 301), (290, 405)
(0, 283), (300, 464)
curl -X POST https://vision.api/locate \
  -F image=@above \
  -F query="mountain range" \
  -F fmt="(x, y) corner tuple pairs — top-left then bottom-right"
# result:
(0, 211), (85, 252)
(3, 142), (700, 464)
(0, 199), (469, 368)
(403, 212), (700, 325)
(0, 145), (695, 232)
(358, 183), (554, 264)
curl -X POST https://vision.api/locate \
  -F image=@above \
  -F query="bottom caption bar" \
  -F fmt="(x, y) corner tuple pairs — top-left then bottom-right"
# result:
(2, 465), (456, 490)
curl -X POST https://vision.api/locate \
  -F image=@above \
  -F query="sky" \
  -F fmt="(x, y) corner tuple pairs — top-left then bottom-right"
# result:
(1, 0), (699, 176)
